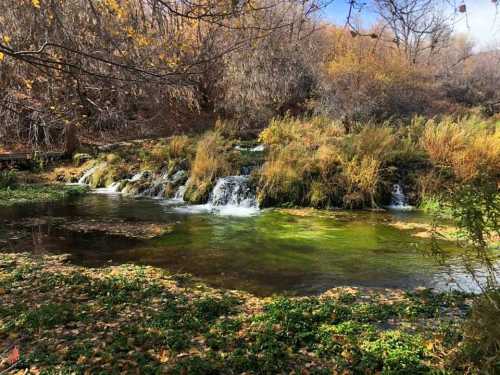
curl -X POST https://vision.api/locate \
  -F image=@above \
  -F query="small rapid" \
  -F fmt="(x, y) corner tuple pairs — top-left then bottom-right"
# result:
(387, 183), (414, 211)
(208, 175), (259, 216)
(75, 165), (259, 216)
(173, 175), (259, 217)
(77, 166), (98, 185)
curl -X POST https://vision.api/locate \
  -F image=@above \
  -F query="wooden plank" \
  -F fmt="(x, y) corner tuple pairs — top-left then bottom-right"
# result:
(0, 151), (65, 162)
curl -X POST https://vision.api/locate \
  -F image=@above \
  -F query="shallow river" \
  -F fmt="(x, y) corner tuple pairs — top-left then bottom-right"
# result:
(0, 193), (494, 296)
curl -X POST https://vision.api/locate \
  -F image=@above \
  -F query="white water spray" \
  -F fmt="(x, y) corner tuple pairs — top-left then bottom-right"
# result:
(208, 176), (259, 216)
(77, 166), (98, 185)
(388, 184), (413, 211)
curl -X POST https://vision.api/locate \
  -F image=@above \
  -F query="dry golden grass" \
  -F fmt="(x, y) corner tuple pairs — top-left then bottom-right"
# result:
(421, 116), (500, 183)
(342, 156), (381, 208)
(258, 156), (304, 205)
(352, 125), (396, 160)
(421, 118), (467, 166)
(257, 116), (391, 208)
(185, 132), (233, 203)
(168, 135), (192, 159)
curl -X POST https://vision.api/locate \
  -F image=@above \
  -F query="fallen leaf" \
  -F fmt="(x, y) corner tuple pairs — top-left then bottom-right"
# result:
(8, 346), (20, 365)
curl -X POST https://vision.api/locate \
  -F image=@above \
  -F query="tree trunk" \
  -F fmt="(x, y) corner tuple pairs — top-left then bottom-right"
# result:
(64, 122), (79, 156)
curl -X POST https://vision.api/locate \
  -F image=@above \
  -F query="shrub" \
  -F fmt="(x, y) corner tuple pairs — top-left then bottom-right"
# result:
(317, 27), (435, 121)
(342, 156), (381, 208)
(0, 170), (17, 189)
(420, 116), (499, 193)
(349, 125), (396, 161)
(258, 154), (305, 207)
(422, 118), (467, 166)
(455, 291), (500, 374)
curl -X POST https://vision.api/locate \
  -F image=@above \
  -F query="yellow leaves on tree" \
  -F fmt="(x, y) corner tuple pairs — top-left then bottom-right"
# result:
(31, 0), (40, 8)
(103, 0), (124, 19)
(325, 28), (411, 90)
(0, 35), (11, 61)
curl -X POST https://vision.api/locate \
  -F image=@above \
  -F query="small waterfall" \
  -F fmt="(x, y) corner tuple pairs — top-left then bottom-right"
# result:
(172, 184), (187, 202)
(141, 177), (165, 198)
(77, 166), (98, 185)
(250, 144), (265, 152)
(388, 184), (413, 211)
(129, 171), (146, 182)
(235, 144), (265, 152)
(94, 181), (121, 194)
(208, 175), (258, 216)
(75, 163), (259, 216)
(141, 170), (188, 199)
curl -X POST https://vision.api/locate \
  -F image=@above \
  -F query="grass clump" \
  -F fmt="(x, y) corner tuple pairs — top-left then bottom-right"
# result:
(421, 116), (500, 183)
(257, 116), (396, 208)
(0, 170), (17, 189)
(167, 135), (193, 160)
(184, 131), (235, 203)
(456, 290), (500, 374)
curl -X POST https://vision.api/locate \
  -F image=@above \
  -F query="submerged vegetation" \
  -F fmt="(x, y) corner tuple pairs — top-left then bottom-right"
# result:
(0, 182), (87, 207)
(1, 252), (495, 374)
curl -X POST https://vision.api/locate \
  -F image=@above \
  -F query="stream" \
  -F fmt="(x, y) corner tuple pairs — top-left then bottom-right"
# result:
(1, 191), (495, 296)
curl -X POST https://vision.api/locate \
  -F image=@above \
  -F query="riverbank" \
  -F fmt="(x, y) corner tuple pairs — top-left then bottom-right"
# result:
(0, 252), (478, 374)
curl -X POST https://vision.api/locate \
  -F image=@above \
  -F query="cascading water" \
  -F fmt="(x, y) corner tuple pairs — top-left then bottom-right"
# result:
(173, 175), (259, 216)
(129, 172), (145, 182)
(209, 176), (256, 207)
(234, 144), (265, 152)
(172, 184), (187, 202)
(75, 163), (259, 216)
(94, 181), (122, 194)
(208, 175), (259, 216)
(388, 183), (413, 211)
(141, 170), (188, 199)
(77, 166), (98, 185)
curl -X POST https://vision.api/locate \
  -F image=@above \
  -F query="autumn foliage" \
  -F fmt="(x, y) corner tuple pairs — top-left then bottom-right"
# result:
(0, 0), (499, 152)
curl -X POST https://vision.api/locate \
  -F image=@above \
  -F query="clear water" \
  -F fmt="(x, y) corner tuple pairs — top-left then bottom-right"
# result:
(0, 194), (495, 296)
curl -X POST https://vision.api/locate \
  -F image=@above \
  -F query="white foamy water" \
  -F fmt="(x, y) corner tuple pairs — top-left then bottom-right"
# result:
(235, 144), (265, 152)
(93, 181), (121, 194)
(387, 184), (414, 211)
(173, 176), (259, 217)
(76, 166), (260, 216)
(77, 166), (98, 185)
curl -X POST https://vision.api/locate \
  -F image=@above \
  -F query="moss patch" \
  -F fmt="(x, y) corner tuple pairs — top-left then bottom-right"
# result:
(0, 184), (87, 206)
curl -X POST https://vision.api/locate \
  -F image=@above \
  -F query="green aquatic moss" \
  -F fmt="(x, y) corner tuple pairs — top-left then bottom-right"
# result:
(0, 184), (87, 206)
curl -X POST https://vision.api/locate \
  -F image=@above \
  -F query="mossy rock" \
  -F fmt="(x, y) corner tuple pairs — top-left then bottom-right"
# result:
(184, 182), (212, 204)
(164, 183), (178, 198)
(167, 158), (189, 176)
(72, 153), (92, 167)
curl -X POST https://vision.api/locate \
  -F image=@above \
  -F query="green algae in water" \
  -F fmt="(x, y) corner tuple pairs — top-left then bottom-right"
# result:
(0, 194), (495, 296)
